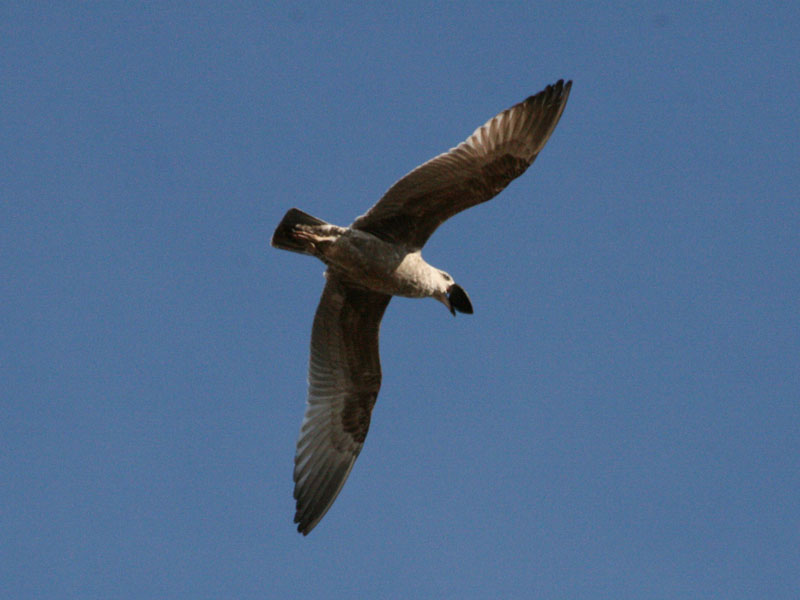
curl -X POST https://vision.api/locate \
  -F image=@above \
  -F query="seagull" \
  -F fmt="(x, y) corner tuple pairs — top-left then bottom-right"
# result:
(273, 80), (571, 535)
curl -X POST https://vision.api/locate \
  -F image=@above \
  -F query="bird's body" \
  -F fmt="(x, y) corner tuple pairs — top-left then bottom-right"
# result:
(278, 214), (445, 299)
(273, 80), (572, 534)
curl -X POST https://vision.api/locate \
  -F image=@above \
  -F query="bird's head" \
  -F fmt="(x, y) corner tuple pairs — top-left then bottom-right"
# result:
(434, 270), (473, 316)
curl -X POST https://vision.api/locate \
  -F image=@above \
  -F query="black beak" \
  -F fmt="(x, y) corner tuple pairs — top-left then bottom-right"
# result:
(447, 284), (473, 315)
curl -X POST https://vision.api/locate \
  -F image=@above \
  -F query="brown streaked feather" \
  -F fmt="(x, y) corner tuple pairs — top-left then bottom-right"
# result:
(352, 80), (571, 250)
(292, 274), (391, 535)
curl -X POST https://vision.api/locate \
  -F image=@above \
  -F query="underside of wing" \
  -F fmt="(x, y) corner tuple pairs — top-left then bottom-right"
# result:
(293, 274), (392, 535)
(351, 80), (571, 249)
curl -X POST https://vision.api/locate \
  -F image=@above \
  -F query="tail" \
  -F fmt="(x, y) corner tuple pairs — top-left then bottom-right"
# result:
(271, 208), (330, 255)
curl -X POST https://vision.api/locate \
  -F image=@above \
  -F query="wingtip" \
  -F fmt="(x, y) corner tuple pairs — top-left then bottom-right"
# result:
(294, 510), (316, 536)
(295, 510), (324, 536)
(547, 78), (572, 102)
(521, 79), (572, 114)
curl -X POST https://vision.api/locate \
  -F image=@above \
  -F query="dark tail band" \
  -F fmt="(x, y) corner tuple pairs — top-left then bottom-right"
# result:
(271, 208), (328, 255)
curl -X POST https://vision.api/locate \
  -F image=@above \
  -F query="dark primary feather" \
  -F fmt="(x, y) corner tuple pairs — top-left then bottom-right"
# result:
(292, 275), (392, 535)
(352, 80), (572, 250)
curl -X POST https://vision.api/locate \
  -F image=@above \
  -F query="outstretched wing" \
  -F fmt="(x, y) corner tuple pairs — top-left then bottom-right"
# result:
(293, 274), (392, 535)
(352, 80), (571, 250)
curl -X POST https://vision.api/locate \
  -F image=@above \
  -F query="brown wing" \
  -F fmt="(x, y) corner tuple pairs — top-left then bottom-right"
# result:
(293, 274), (392, 535)
(351, 80), (571, 250)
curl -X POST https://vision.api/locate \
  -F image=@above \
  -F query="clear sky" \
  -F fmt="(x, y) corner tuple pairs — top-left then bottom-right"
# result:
(3, 3), (799, 599)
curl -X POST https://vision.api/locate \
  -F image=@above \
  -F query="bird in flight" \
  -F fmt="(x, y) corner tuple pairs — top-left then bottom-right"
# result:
(273, 80), (572, 535)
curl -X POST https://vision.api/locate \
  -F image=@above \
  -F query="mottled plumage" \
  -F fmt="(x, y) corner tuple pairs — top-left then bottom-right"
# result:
(273, 80), (572, 534)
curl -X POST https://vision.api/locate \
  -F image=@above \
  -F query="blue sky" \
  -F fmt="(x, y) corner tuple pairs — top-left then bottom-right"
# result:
(3, 3), (799, 598)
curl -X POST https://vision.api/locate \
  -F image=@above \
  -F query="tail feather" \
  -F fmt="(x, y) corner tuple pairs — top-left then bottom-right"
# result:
(271, 208), (329, 255)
